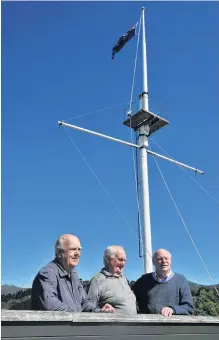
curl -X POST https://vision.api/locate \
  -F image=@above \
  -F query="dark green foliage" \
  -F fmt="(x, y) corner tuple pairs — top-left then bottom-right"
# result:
(1, 293), (13, 303)
(1, 283), (219, 316)
(2, 296), (31, 310)
(1, 289), (32, 310)
(194, 288), (219, 316)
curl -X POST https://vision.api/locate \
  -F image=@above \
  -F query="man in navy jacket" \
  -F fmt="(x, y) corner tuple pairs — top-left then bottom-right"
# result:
(31, 234), (114, 313)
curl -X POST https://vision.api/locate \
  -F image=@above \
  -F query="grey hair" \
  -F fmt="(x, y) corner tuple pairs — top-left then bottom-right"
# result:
(103, 246), (124, 269)
(152, 249), (172, 263)
(55, 235), (67, 258)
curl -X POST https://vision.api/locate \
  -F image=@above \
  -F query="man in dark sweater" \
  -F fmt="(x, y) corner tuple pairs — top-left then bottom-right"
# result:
(132, 249), (193, 316)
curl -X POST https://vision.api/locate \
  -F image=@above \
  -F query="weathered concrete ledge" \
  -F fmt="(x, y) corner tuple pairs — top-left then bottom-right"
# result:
(2, 310), (219, 324)
(2, 310), (219, 340)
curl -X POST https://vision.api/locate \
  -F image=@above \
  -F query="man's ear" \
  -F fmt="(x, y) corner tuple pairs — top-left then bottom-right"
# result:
(58, 250), (62, 259)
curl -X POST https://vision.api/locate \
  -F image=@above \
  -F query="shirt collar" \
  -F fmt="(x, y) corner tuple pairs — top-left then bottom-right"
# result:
(153, 270), (174, 282)
(101, 268), (123, 278)
(54, 258), (76, 278)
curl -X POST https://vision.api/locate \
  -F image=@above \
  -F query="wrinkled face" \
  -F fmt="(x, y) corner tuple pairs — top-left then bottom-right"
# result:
(60, 236), (82, 271)
(153, 250), (171, 275)
(109, 249), (127, 276)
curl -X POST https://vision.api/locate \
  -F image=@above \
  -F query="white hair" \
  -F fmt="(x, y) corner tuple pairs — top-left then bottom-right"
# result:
(152, 249), (172, 262)
(55, 235), (67, 258)
(103, 246), (124, 269)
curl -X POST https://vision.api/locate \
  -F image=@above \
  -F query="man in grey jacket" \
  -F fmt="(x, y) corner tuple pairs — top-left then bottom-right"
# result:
(87, 245), (137, 314)
(31, 234), (114, 312)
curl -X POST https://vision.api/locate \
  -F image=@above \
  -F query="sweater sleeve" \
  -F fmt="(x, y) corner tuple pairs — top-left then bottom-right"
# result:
(169, 276), (194, 315)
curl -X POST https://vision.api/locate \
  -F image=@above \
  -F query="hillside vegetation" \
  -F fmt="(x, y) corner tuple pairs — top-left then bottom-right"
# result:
(2, 281), (219, 316)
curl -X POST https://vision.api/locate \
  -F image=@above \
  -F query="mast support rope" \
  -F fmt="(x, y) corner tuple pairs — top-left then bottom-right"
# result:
(128, 14), (146, 259)
(149, 143), (219, 296)
(62, 125), (152, 261)
(150, 138), (219, 205)
(61, 100), (132, 122)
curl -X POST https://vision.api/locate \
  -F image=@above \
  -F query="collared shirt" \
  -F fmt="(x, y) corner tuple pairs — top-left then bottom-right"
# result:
(31, 259), (99, 312)
(152, 270), (174, 283)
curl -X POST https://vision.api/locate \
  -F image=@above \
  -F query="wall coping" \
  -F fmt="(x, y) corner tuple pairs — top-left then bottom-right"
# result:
(2, 310), (219, 324)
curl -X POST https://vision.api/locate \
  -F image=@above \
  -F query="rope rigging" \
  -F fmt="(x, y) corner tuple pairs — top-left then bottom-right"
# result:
(62, 126), (153, 261)
(150, 137), (219, 206)
(148, 143), (219, 296)
(63, 126), (139, 241)
(128, 13), (145, 259)
(62, 100), (132, 122)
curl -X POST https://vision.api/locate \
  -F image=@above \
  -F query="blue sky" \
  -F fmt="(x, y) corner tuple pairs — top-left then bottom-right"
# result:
(2, 1), (219, 287)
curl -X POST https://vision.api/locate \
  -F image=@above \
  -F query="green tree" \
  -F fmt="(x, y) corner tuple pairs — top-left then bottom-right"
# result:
(194, 289), (219, 316)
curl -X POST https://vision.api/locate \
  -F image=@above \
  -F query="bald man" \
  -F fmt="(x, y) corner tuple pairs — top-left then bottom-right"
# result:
(31, 234), (114, 313)
(87, 246), (137, 314)
(132, 249), (193, 316)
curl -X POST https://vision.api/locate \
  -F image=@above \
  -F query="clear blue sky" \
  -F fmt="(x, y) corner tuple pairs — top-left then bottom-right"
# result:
(2, 1), (219, 287)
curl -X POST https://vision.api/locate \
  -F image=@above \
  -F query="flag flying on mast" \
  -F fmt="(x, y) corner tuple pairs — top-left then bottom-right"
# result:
(111, 22), (138, 59)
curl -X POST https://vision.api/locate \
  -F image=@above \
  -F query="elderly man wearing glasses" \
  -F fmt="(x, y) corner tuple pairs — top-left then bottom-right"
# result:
(132, 248), (193, 316)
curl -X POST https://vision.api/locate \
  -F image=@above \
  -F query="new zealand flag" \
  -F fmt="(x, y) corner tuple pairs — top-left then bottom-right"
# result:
(111, 23), (138, 59)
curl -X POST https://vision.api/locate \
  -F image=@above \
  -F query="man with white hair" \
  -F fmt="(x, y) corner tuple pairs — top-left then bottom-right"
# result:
(87, 245), (137, 314)
(132, 248), (193, 316)
(31, 234), (114, 313)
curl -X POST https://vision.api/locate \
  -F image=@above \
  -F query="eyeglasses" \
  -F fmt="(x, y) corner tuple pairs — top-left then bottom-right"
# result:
(156, 257), (170, 261)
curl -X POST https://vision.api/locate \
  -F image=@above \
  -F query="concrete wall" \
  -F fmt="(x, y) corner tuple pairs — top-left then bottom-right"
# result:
(2, 310), (219, 340)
